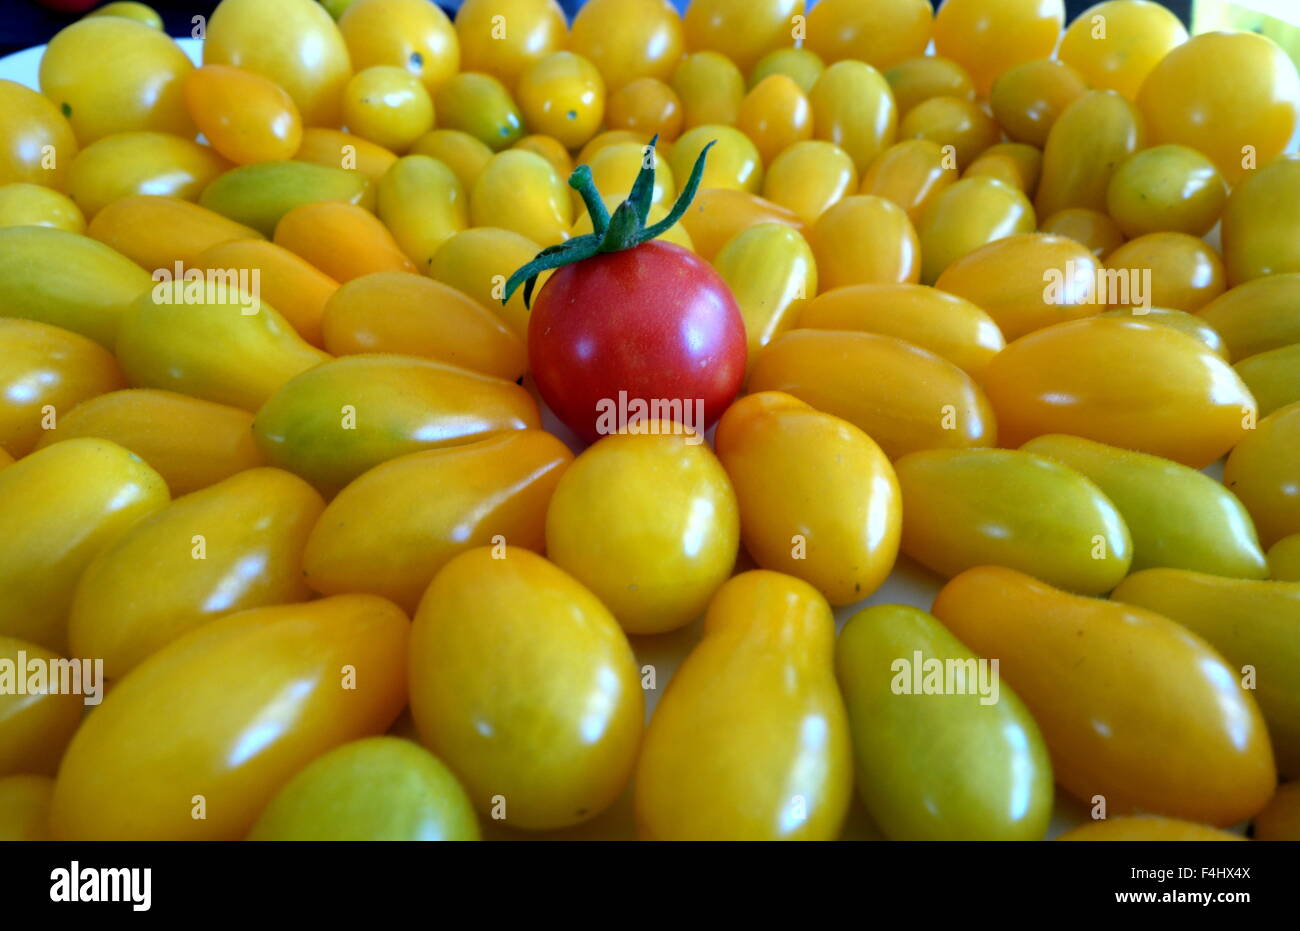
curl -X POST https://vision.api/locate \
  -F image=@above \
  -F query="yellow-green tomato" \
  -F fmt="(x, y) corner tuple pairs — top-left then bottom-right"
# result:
(712, 223), (817, 358)
(715, 392), (899, 605)
(0, 637), (84, 778)
(303, 430), (572, 613)
(895, 448), (1131, 594)
(1105, 145), (1225, 238)
(672, 51), (745, 128)
(0, 183), (83, 232)
(199, 161), (372, 237)
(377, 155), (468, 270)
(545, 427), (739, 635)
(1221, 154), (1300, 286)
(808, 60), (897, 173)
(1198, 274), (1300, 362)
(1236, 343), (1300, 418)
(1112, 568), (1300, 778)
(0, 438), (168, 653)
(750, 47), (825, 95)
(434, 72), (525, 151)
(670, 125), (763, 193)
(50, 595), (409, 840)
(836, 604), (1052, 841)
(247, 737), (478, 841)
(470, 149), (572, 246)
(635, 570), (852, 840)
(409, 547), (642, 831)
(67, 468), (323, 679)
(1035, 90), (1143, 219)
(1269, 534), (1300, 583)
(1225, 401), (1300, 548)
(1022, 434), (1267, 580)
(917, 177), (1035, 284)
(0, 775), (55, 841)
(252, 354), (538, 497)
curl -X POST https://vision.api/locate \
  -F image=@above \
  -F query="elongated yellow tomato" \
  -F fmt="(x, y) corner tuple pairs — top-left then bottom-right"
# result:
(736, 75), (812, 167)
(0, 183), (83, 233)
(984, 317), (1255, 467)
(899, 95), (1000, 172)
(606, 78), (684, 141)
(201, 161), (373, 238)
(429, 227), (545, 338)
(712, 224), (816, 360)
(805, 0), (929, 71)
(1270, 535), (1300, 583)
(933, 566), (1276, 826)
(762, 140), (856, 225)
(338, 0), (459, 95)
(676, 187), (804, 262)
(1198, 274), (1300, 362)
(1105, 145), (1225, 239)
(66, 132), (229, 221)
(962, 142), (1042, 196)
(0, 637), (84, 778)
(989, 59), (1087, 148)
(859, 139), (957, 226)
(434, 72), (525, 152)
(1102, 307), (1228, 355)
(546, 427), (738, 635)
(377, 156), (467, 272)
(253, 354), (538, 496)
(1254, 782), (1300, 841)
(409, 129), (492, 190)
(918, 177), (1035, 284)
(1221, 154), (1300, 286)
(836, 604), (1052, 841)
(750, 329), (996, 458)
(672, 52), (745, 129)
(715, 393), (899, 603)
(0, 80), (77, 191)
(456, 0), (567, 87)
(35, 389), (263, 496)
(0, 226), (152, 348)
(1236, 344), (1300, 418)
(797, 283), (1003, 380)
(585, 143), (675, 209)
(323, 272), (524, 380)
(883, 56), (974, 116)
(933, 0), (1064, 97)
(87, 195), (263, 271)
(1226, 402), (1300, 548)
(1059, 0), (1186, 100)
(0, 319), (125, 458)
(517, 52), (605, 151)
(0, 438), (168, 652)
(809, 60), (897, 173)
(935, 233), (1099, 340)
(573, 0), (685, 91)
(1138, 32), (1300, 186)
(205, 0), (352, 127)
(410, 547), (642, 830)
(0, 775), (55, 840)
(115, 282), (330, 412)
(808, 194), (919, 289)
(304, 430), (570, 612)
(1113, 569), (1300, 777)
(1059, 817), (1241, 842)
(295, 128), (397, 182)
(39, 18), (193, 144)
(1039, 206), (1124, 260)
(670, 125), (763, 194)
(1022, 434), (1267, 579)
(1105, 232), (1225, 313)
(275, 201), (413, 283)
(895, 448), (1131, 593)
(636, 570), (851, 840)
(1035, 90), (1143, 219)
(51, 595), (408, 840)
(471, 150), (572, 247)
(247, 737), (478, 841)
(684, 0), (803, 74)
(183, 65), (302, 166)
(68, 468), (323, 678)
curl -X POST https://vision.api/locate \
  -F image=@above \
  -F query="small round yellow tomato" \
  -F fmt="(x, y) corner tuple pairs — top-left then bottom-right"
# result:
(749, 328), (997, 458)
(809, 60), (897, 173)
(516, 52), (605, 151)
(762, 140), (856, 225)
(1059, 817), (1242, 842)
(918, 176), (1036, 284)
(750, 47), (825, 94)
(672, 51), (746, 129)
(573, 0), (686, 91)
(1040, 206), (1124, 259)
(343, 66), (435, 154)
(52, 594), (409, 840)
(0, 637), (83, 778)
(808, 194), (919, 289)
(606, 78), (684, 141)
(1253, 782), (1300, 841)
(713, 223), (816, 357)
(0, 318), (125, 458)
(716, 392), (899, 603)
(456, 0), (568, 87)
(86, 1), (164, 29)
(1198, 273), (1300, 362)
(434, 72), (525, 152)
(247, 737), (479, 841)
(669, 125), (762, 193)
(859, 138), (957, 225)
(1060, 0), (1187, 99)
(68, 132), (230, 218)
(409, 129), (492, 191)
(934, 565), (1275, 826)
(0, 80), (78, 191)
(1138, 32), (1300, 186)
(429, 227), (545, 338)
(933, 0), (1065, 97)
(0, 775), (55, 840)
(935, 232), (1100, 340)
(1099, 307), (1227, 359)
(183, 65), (301, 166)
(40, 18), (194, 145)
(1236, 344), (1300, 418)
(984, 317), (1255, 467)
(338, 0), (459, 94)
(546, 428), (739, 636)
(989, 59), (1088, 148)
(274, 200), (414, 282)
(410, 547), (642, 830)
(0, 183), (83, 232)
(883, 55), (975, 116)
(377, 155), (468, 272)
(1104, 232), (1225, 313)
(736, 75), (813, 166)
(805, 0), (930, 71)
(1225, 401), (1300, 548)
(684, 0), (804, 74)
(471, 149), (572, 247)
(899, 95), (1000, 172)
(1036, 89), (1144, 219)
(1106, 145), (1225, 239)
(35, 389), (264, 496)
(1221, 154), (1300, 286)
(963, 142), (1041, 196)
(295, 128), (397, 182)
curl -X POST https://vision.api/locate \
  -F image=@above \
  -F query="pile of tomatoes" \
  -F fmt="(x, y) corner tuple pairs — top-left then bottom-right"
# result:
(1, 0), (1299, 843)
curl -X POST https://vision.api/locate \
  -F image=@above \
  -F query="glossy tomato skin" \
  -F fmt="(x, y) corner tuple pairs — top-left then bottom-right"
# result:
(528, 241), (746, 443)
